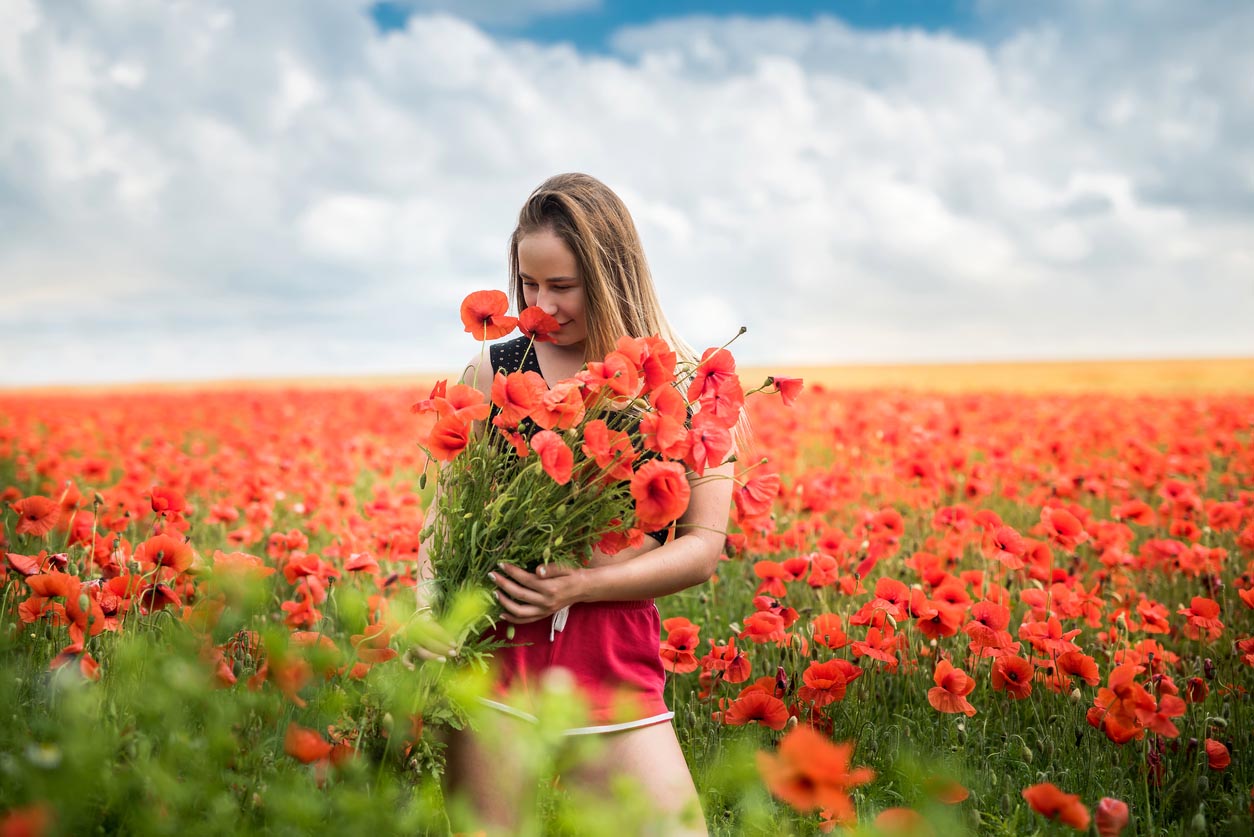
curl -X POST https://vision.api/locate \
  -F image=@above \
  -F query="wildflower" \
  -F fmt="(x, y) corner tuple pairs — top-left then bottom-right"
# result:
(460, 290), (517, 340)
(1040, 506), (1089, 553)
(517, 305), (559, 343)
(811, 613), (849, 650)
(756, 725), (874, 819)
(1095, 797), (1129, 837)
(10, 496), (59, 538)
(133, 533), (195, 573)
(530, 430), (573, 485)
(734, 472), (780, 522)
(149, 486), (187, 516)
(580, 420), (634, 482)
(771, 376), (804, 406)
(1022, 783), (1090, 831)
(699, 636), (752, 684)
(531, 381), (586, 431)
(719, 689), (788, 730)
(797, 658), (862, 708)
(630, 460), (690, 532)
(659, 617), (701, 674)
(1205, 739), (1231, 770)
(928, 660), (977, 717)
(991, 656), (1034, 699)
(491, 370), (546, 427)
(1178, 597), (1224, 642)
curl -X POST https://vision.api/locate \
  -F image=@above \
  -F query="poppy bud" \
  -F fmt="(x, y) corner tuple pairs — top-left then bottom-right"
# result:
(1190, 809), (1206, 832)
(1203, 658), (1215, 679)
(1195, 775), (1209, 794)
(1023, 746), (1033, 763)
(1070, 688), (1082, 702)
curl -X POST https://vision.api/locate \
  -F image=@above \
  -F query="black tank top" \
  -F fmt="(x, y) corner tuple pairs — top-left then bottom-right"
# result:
(488, 335), (673, 545)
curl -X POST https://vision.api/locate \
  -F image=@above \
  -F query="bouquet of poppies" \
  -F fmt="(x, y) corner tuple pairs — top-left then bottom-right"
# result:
(412, 290), (788, 643)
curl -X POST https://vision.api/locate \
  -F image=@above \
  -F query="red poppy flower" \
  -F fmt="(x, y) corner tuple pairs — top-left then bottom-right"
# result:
(811, 613), (849, 650)
(985, 525), (1026, 569)
(872, 808), (927, 836)
(530, 430), (573, 485)
(991, 656), (1034, 699)
(518, 305), (559, 343)
(699, 636), (752, 683)
(923, 775), (969, 804)
(581, 351), (640, 398)
(0, 803), (53, 837)
(797, 658), (862, 707)
(284, 722), (333, 764)
(734, 472), (780, 522)
(460, 290), (518, 340)
(1095, 797), (1129, 837)
(659, 616), (701, 674)
(427, 415), (471, 462)
(580, 419), (635, 482)
(133, 533), (195, 573)
(638, 334), (678, 391)
(928, 659), (977, 716)
(1178, 596), (1224, 642)
(1022, 783), (1090, 831)
(150, 486), (187, 516)
(685, 415), (733, 478)
(1205, 738), (1231, 770)
(531, 381), (586, 431)
(1040, 506), (1089, 553)
(630, 459), (690, 531)
(756, 726), (874, 816)
(851, 626), (903, 671)
(11, 496), (60, 538)
(1111, 499), (1156, 526)
(434, 383), (490, 423)
(770, 375), (804, 406)
(1056, 650), (1100, 686)
(719, 690), (788, 730)
(639, 386), (690, 460)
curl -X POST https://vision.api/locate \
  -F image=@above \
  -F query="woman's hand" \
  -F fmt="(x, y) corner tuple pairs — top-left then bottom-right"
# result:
(409, 580), (458, 663)
(489, 562), (585, 624)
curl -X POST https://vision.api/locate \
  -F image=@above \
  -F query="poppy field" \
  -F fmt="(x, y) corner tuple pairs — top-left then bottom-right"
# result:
(1, 370), (1253, 835)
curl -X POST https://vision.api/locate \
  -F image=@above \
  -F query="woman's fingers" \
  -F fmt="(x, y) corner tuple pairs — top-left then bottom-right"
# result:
(488, 570), (547, 606)
(495, 588), (548, 622)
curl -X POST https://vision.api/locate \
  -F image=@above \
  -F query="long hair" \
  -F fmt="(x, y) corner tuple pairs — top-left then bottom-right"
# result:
(508, 173), (753, 457)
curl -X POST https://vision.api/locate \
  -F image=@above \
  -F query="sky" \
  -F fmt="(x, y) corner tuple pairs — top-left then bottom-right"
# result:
(2, 0), (1252, 386)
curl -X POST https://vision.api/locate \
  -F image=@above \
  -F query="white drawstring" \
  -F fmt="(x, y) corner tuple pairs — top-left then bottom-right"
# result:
(550, 605), (570, 642)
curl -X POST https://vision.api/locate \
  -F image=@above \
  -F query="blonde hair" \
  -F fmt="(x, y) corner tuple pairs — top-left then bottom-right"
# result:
(508, 172), (753, 458)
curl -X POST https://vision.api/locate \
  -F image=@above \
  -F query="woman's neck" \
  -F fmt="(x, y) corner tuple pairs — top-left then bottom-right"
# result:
(535, 340), (586, 384)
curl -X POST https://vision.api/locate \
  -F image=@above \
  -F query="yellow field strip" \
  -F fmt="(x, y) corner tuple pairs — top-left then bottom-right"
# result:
(2, 357), (1252, 396)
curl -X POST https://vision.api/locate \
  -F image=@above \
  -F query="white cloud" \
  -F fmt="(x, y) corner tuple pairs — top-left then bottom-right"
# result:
(1, 1), (1252, 385)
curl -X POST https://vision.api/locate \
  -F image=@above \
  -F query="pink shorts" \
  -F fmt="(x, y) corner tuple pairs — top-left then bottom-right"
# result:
(478, 600), (674, 735)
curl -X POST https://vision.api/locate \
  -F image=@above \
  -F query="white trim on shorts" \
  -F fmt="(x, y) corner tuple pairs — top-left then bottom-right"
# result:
(477, 697), (674, 736)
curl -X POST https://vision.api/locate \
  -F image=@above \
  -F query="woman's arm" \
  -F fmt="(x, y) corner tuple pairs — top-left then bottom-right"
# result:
(490, 459), (735, 621)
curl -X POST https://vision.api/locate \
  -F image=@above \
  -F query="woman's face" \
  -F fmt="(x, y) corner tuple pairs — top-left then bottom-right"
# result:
(518, 228), (587, 352)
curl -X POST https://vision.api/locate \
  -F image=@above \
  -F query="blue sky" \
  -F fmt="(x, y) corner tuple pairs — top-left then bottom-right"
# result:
(371, 1), (983, 48)
(1, 0), (1251, 385)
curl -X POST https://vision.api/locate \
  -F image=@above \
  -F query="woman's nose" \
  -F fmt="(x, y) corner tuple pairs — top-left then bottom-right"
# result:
(536, 290), (559, 315)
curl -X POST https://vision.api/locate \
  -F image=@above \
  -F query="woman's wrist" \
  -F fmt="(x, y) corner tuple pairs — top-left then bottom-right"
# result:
(572, 565), (601, 605)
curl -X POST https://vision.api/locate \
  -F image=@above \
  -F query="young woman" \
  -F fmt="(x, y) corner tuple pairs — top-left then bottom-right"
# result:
(419, 173), (736, 836)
